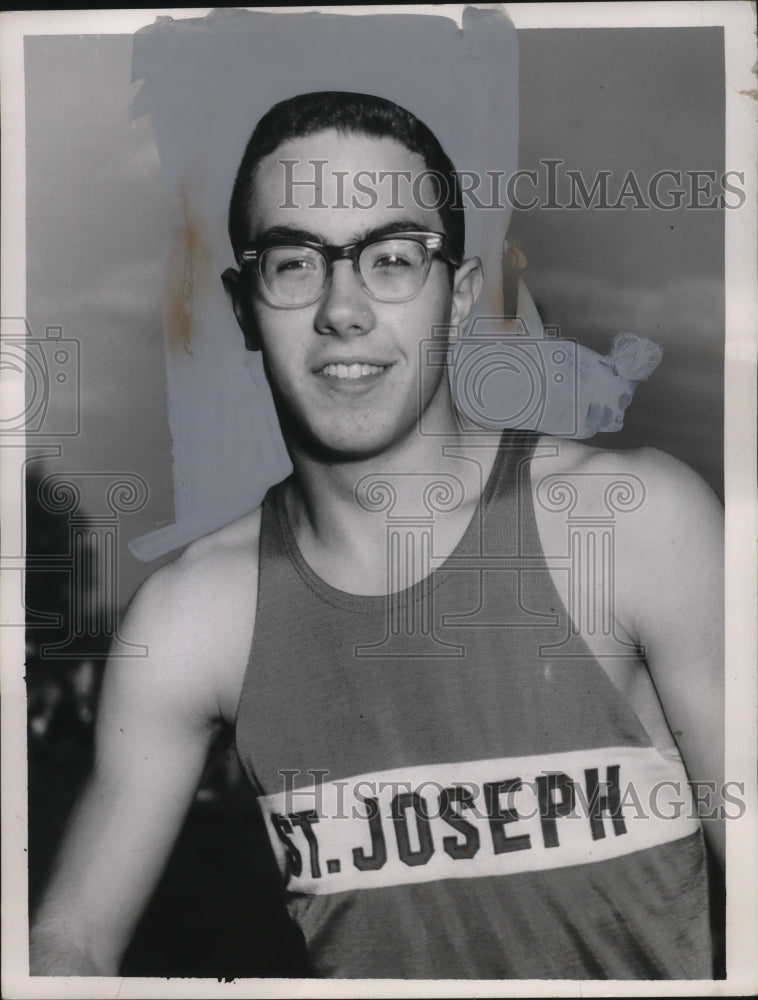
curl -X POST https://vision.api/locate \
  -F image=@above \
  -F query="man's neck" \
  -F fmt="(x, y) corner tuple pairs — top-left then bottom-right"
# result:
(283, 420), (502, 596)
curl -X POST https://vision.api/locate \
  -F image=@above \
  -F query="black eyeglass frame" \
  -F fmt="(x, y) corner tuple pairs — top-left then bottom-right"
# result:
(238, 230), (461, 308)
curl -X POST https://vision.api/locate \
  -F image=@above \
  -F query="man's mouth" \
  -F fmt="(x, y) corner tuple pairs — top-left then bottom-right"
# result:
(319, 362), (389, 380)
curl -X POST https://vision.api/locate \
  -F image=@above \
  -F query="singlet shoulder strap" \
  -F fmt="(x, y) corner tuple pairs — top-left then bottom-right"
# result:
(455, 429), (543, 563)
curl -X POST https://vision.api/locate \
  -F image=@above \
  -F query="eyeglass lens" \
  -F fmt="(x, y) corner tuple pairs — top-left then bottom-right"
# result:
(259, 237), (430, 305)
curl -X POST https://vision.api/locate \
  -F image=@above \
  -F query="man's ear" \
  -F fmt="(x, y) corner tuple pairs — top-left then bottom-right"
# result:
(449, 257), (484, 333)
(221, 267), (260, 352)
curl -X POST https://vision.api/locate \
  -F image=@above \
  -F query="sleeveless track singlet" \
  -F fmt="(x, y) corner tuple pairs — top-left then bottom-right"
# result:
(235, 431), (711, 979)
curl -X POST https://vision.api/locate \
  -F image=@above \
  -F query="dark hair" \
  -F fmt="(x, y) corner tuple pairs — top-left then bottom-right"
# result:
(228, 91), (464, 263)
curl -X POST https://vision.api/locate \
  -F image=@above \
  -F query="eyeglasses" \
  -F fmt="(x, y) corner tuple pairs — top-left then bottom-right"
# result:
(239, 231), (460, 309)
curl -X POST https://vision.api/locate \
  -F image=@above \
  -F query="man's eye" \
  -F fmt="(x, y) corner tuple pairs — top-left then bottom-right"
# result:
(274, 256), (318, 274)
(372, 253), (413, 269)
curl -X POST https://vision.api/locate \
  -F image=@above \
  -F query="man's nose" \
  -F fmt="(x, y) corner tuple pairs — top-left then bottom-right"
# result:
(313, 260), (376, 338)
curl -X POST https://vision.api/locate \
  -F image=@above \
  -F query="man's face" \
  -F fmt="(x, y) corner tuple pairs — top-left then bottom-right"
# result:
(234, 128), (478, 461)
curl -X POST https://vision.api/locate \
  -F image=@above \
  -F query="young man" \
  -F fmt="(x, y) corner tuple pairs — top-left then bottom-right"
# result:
(30, 92), (724, 979)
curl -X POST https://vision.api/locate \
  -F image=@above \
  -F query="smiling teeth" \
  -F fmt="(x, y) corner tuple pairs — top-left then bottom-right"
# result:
(322, 363), (385, 379)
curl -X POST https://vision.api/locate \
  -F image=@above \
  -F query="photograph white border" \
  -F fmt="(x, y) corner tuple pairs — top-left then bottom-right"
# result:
(1, 4), (755, 997)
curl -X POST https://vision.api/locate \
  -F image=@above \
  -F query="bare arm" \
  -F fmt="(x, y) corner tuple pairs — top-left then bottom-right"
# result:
(30, 515), (259, 975)
(616, 448), (725, 869)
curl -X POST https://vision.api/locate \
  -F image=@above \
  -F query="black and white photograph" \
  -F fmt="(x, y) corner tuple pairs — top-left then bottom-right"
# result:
(1, 4), (756, 996)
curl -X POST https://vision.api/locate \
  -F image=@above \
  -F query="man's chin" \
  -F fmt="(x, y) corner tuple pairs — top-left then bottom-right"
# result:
(280, 413), (413, 465)
(304, 432), (402, 465)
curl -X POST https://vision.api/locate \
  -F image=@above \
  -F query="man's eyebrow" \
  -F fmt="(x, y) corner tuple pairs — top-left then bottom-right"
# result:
(361, 221), (435, 241)
(252, 225), (328, 245)
(251, 220), (436, 247)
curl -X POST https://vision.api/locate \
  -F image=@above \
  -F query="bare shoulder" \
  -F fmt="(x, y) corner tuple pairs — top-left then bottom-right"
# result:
(168, 506), (262, 601)
(123, 506), (261, 639)
(113, 507), (262, 727)
(531, 434), (724, 639)
(531, 433), (722, 525)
